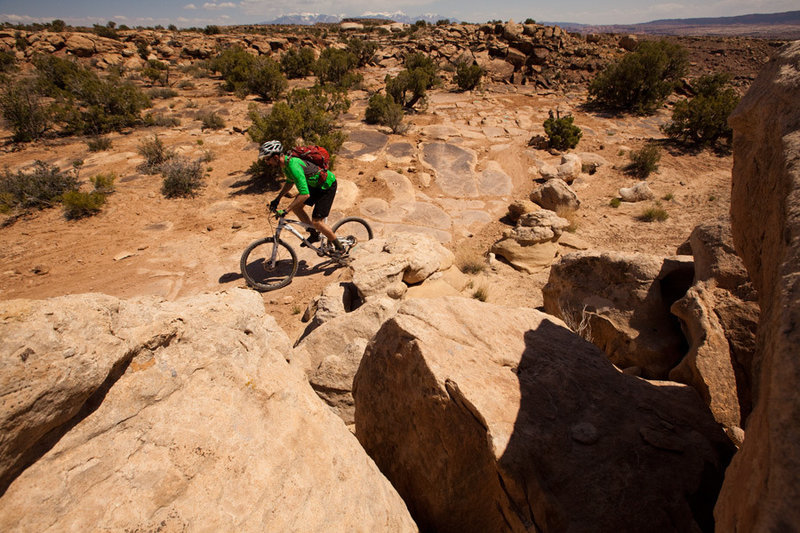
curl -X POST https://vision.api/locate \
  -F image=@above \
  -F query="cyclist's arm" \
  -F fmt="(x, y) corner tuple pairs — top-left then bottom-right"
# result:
(274, 180), (293, 203)
(286, 192), (310, 212)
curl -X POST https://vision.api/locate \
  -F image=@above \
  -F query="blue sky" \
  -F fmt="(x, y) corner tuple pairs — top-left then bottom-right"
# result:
(0, 0), (796, 27)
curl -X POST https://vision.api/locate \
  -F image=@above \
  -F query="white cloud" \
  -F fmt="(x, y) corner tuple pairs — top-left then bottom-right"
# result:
(184, 3), (198, 9)
(203, 2), (237, 9)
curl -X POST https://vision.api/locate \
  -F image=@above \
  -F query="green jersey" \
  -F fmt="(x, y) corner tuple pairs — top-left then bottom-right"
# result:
(282, 155), (335, 195)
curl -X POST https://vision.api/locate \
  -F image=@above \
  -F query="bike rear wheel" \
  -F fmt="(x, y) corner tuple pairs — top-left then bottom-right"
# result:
(332, 217), (373, 249)
(240, 237), (298, 291)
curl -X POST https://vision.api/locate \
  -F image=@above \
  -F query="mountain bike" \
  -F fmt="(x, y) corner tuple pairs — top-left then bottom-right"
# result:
(240, 208), (373, 292)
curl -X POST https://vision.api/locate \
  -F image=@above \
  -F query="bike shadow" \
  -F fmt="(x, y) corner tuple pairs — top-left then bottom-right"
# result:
(218, 258), (344, 288)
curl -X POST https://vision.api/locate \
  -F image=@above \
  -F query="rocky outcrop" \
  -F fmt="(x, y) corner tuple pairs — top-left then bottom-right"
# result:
(543, 251), (695, 378)
(530, 178), (580, 211)
(354, 297), (734, 532)
(0, 291), (416, 531)
(669, 220), (758, 432)
(619, 181), (655, 202)
(716, 41), (800, 531)
(491, 208), (569, 273)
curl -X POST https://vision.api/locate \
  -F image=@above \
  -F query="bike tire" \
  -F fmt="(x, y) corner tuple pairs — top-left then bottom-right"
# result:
(240, 237), (298, 292)
(332, 217), (374, 245)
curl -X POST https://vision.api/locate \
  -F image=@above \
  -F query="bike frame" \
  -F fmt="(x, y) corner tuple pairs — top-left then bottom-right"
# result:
(268, 215), (328, 265)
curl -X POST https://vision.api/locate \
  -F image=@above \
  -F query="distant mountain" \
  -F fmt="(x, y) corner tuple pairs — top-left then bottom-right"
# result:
(264, 11), (442, 25)
(551, 10), (800, 39)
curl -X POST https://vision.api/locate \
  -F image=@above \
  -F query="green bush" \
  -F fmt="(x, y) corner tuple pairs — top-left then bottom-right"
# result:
(198, 110), (225, 130)
(609, 197), (621, 208)
(0, 50), (17, 73)
(588, 40), (688, 114)
(204, 25), (221, 35)
(365, 93), (405, 133)
(543, 110), (582, 151)
(385, 53), (439, 109)
(0, 79), (52, 142)
(62, 189), (106, 218)
(92, 23), (120, 40)
(0, 160), (78, 210)
(208, 46), (257, 95)
(280, 47), (316, 79)
(249, 85), (349, 156)
(144, 112), (180, 127)
(313, 47), (361, 88)
(662, 73), (740, 147)
(86, 136), (112, 151)
(161, 157), (204, 198)
(626, 143), (661, 178)
(49, 19), (66, 32)
(90, 172), (116, 193)
(137, 134), (175, 173)
(247, 56), (287, 101)
(639, 204), (669, 222)
(142, 59), (169, 86)
(346, 38), (378, 67)
(524, 18), (536, 24)
(149, 87), (178, 99)
(454, 60), (483, 91)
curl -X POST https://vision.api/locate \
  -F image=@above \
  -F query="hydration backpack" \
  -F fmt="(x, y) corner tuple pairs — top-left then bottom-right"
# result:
(290, 145), (330, 171)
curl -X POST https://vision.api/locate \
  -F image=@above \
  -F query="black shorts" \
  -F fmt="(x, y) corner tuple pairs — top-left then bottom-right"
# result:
(304, 180), (337, 220)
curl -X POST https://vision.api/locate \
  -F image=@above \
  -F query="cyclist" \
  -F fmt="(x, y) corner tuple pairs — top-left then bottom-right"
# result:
(259, 140), (345, 253)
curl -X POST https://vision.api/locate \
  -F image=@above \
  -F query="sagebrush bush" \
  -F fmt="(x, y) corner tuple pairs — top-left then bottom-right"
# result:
(365, 93), (405, 133)
(662, 73), (740, 147)
(161, 157), (204, 198)
(0, 79), (52, 142)
(142, 59), (169, 86)
(313, 47), (361, 88)
(144, 113), (180, 127)
(627, 143), (661, 178)
(90, 172), (116, 193)
(543, 110), (582, 151)
(62, 190), (106, 219)
(588, 40), (688, 114)
(198, 110), (225, 130)
(86, 136), (112, 151)
(148, 87), (178, 99)
(208, 46), (257, 95)
(0, 50), (16, 73)
(280, 47), (316, 79)
(137, 134), (174, 173)
(385, 53), (439, 109)
(0, 160), (78, 210)
(639, 205), (669, 222)
(454, 60), (483, 91)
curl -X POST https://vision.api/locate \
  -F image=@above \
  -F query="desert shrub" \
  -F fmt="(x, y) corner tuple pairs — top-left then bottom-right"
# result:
(149, 87), (178, 99)
(247, 56), (287, 101)
(62, 189), (106, 218)
(346, 38), (378, 67)
(436, 19), (451, 26)
(137, 134), (175, 173)
(198, 110), (225, 130)
(177, 80), (195, 89)
(457, 254), (486, 274)
(609, 197), (621, 208)
(249, 85), (349, 155)
(472, 285), (489, 302)
(49, 19), (66, 32)
(454, 59), (483, 91)
(92, 23), (119, 40)
(524, 18), (536, 24)
(543, 110), (582, 151)
(208, 46), (257, 95)
(90, 172), (116, 193)
(0, 50), (16, 73)
(142, 59), (170, 86)
(0, 160), (78, 210)
(86, 136), (112, 151)
(385, 53), (439, 109)
(280, 46), (316, 79)
(365, 93), (405, 133)
(662, 73), (740, 147)
(639, 204), (669, 222)
(313, 47), (361, 88)
(555, 206), (579, 233)
(161, 156), (204, 198)
(588, 40), (688, 114)
(204, 25), (221, 35)
(626, 143), (661, 178)
(0, 79), (52, 142)
(144, 112), (180, 127)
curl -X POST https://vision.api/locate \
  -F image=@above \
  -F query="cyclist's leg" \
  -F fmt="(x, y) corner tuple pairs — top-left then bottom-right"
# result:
(310, 183), (339, 245)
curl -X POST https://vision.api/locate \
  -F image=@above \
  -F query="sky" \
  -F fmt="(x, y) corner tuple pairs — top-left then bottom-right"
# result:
(0, 0), (797, 27)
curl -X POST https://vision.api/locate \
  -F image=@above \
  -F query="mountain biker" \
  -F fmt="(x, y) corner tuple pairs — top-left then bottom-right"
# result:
(259, 140), (345, 253)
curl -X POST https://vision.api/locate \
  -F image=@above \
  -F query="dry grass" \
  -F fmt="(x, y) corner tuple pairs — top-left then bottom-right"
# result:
(555, 206), (579, 233)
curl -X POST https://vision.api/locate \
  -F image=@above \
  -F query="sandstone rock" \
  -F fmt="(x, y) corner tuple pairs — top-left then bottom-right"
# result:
(619, 34), (638, 51)
(490, 239), (560, 274)
(716, 41), (800, 531)
(530, 178), (581, 211)
(620, 181), (655, 202)
(506, 199), (539, 223)
(65, 33), (96, 57)
(0, 291), (416, 531)
(349, 233), (454, 300)
(543, 251), (694, 378)
(354, 297), (734, 533)
(557, 153), (582, 182)
(577, 152), (609, 174)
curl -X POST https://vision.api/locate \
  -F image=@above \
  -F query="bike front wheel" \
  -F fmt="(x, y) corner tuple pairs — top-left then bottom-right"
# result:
(332, 217), (373, 248)
(240, 237), (298, 291)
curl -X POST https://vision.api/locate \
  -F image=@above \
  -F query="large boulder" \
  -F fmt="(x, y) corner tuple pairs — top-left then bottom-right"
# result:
(716, 41), (800, 530)
(491, 209), (569, 273)
(543, 251), (694, 378)
(0, 291), (416, 531)
(354, 297), (734, 532)
(530, 178), (580, 211)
